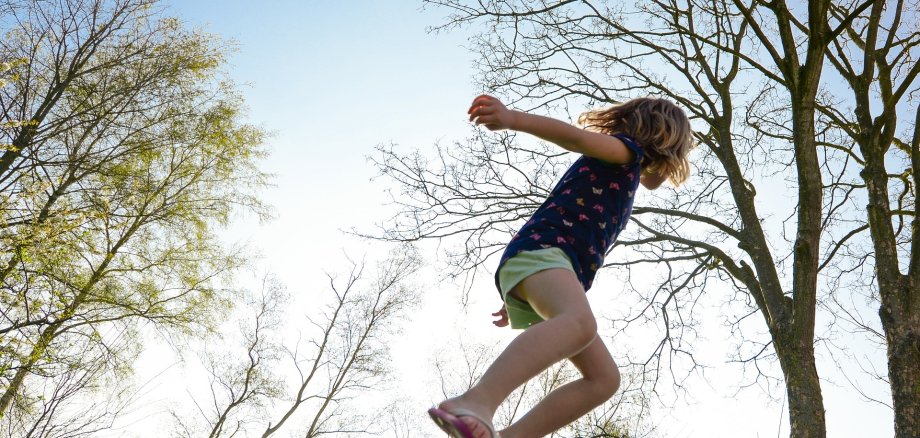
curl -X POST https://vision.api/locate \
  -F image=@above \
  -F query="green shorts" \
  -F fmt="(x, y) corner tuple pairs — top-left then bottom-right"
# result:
(497, 247), (575, 329)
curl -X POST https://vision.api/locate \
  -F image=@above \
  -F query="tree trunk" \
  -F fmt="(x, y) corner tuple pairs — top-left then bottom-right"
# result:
(779, 94), (825, 438)
(775, 328), (826, 437)
(880, 281), (920, 438)
(860, 111), (919, 437)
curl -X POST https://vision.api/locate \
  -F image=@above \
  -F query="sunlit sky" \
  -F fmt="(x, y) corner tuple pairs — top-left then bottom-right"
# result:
(121, 2), (893, 437)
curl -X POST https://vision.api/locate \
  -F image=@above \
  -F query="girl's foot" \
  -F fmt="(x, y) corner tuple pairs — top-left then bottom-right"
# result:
(435, 397), (496, 438)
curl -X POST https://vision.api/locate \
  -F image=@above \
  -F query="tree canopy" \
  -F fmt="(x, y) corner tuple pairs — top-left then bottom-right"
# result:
(0, 0), (269, 432)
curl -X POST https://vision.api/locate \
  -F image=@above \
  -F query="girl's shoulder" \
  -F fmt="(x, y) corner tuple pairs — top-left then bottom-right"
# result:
(609, 132), (644, 156)
(581, 133), (644, 169)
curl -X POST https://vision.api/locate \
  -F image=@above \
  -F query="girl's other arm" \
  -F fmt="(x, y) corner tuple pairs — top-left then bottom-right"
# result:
(640, 170), (666, 190)
(468, 95), (636, 165)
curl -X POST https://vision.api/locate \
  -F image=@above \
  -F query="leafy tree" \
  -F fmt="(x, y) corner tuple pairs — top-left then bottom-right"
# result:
(0, 0), (269, 427)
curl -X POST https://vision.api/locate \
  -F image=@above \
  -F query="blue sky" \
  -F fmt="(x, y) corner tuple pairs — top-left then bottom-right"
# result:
(120, 2), (895, 437)
(167, 1), (479, 287)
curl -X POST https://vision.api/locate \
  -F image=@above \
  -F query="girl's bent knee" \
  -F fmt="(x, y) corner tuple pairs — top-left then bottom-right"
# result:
(565, 314), (598, 349)
(607, 363), (621, 397)
(592, 364), (621, 401)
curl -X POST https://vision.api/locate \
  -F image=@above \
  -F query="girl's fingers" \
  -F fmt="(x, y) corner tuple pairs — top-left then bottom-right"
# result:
(469, 95), (494, 111)
(468, 100), (492, 115)
(470, 106), (494, 120)
(472, 113), (502, 130)
(468, 95), (504, 128)
(473, 94), (494, 104)
(470, 108), (496, 123)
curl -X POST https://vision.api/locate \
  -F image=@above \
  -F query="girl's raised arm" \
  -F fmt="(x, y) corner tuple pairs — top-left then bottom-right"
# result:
(468, 95), (636, 165)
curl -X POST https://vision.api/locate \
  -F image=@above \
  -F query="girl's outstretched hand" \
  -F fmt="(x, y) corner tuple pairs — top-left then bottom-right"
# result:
(492, 306), (509, 327)
(468, 95), (517, 131)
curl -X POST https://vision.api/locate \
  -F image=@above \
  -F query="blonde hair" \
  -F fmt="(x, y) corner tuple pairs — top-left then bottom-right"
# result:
(578, 97), (696, 186)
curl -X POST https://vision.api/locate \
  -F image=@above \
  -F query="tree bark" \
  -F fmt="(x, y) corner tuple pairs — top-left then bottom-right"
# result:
(882, 296), (920, 438)
(774, 328), (827, 438)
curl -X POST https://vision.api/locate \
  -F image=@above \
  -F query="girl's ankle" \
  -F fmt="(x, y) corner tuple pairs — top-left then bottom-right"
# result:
(442, 390), (497, 418)
(469, 387), (504, 413)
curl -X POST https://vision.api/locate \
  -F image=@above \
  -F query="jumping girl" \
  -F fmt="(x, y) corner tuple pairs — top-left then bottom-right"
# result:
(428, 94), (695, 438)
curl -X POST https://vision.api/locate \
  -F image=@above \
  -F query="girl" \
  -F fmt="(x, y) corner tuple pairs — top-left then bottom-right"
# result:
(428, 95), (695, 438)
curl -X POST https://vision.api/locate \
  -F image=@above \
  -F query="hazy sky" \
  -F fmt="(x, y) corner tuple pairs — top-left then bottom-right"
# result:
(120, 2), (894, 437)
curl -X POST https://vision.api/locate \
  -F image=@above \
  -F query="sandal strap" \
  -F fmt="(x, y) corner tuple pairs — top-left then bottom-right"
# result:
(448, 408), (498, 438)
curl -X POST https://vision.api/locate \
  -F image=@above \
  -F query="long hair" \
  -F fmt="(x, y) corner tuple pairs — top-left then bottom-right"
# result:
(578, 97), (696, 186)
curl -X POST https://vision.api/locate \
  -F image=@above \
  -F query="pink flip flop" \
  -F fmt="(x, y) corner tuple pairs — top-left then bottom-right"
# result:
(427, 407), (499, 438)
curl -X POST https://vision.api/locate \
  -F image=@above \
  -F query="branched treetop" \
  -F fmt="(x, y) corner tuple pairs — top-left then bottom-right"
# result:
(0, 0), (271, 430)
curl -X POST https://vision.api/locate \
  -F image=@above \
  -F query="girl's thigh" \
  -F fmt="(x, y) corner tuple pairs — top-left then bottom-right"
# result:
(515, 268), (592, 321)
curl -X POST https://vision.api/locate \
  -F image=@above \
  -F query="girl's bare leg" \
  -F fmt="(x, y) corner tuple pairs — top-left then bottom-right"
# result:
(496, 336), (620, 438)
(438, 268), (601, 438)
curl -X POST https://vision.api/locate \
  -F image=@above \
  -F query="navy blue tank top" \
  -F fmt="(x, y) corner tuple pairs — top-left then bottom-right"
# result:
(495, 133), (645, 292)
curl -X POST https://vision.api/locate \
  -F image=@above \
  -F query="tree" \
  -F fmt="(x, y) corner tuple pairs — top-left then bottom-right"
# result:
(0, 0), (269, 426)
(819, 1), (920, 436)
(372, 0), (900, 436)
(172, 276), (287, 438)
(177, 248), (421, 437)
(1, 335), (141, 438)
